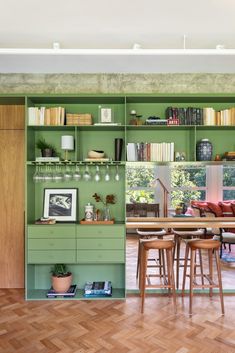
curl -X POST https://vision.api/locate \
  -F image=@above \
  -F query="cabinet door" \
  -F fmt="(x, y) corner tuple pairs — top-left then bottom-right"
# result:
(77, 250), (124, 263)
(0, 129), (24, 288)
(77, 225), (125, 238)
(28, 250), (76, 264)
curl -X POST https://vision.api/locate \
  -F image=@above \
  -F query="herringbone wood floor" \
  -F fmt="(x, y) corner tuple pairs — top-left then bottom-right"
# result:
(1, 289), (235, 353)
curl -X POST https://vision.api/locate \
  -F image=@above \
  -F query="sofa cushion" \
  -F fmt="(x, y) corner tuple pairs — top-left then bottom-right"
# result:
(206, 202), (223, 217)
(231, 202), (235, 216)
(218, 201), (234, 216)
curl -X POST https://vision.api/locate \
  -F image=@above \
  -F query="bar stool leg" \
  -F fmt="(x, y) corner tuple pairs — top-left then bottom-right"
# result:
(198, 249), (204, 286)
(208, 249), (213, 298)
(136, 238), (140, 279)
(182, 242), (189, 296)
(140, 246), (148, 313)
(189, 248), (195, 316)
(166, 248), (177, 313)
(175, 235), (181, 290)
(214, 248), (225, 315)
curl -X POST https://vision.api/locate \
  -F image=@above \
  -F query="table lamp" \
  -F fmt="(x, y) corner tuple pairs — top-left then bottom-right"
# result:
(151, 178), (169, 217)
(61, 135), (74, 161)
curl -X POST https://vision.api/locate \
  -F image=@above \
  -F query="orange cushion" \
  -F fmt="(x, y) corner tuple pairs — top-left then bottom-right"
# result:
(231, 202), (235, 216)
(218, 201), (234, 216)
(206, 202), (223, 217)
(191, 201), (208, 208)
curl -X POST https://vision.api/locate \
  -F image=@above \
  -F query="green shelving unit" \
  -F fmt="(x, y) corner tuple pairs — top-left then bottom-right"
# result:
(1, 92), (235, 300)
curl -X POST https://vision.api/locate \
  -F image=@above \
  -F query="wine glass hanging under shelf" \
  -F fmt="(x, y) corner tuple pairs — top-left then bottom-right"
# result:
(32, 163), (121, 183)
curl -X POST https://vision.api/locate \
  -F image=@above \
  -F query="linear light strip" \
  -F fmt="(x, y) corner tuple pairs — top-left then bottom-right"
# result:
(1, 48), (235, 55)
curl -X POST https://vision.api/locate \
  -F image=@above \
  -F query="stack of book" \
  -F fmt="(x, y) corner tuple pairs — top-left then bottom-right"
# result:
(84, 281), (112, 297)
(46, 284), (77, 298)
(126, 142), (174, 162)
(28, 106), (65, 126)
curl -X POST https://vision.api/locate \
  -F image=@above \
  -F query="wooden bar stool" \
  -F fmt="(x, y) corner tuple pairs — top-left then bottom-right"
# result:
(182, 239), (224, 316)
(172, 228), (205, 289)
(136, 228), (167, 279)
(139, 238), (176, 314)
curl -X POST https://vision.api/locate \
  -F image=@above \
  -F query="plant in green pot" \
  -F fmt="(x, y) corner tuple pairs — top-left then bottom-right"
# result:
(51, 264), (72, 293)
(36, 138), (57, 157)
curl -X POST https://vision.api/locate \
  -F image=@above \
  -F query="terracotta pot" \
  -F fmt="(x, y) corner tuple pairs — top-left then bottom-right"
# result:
(51, 273), (72, 293)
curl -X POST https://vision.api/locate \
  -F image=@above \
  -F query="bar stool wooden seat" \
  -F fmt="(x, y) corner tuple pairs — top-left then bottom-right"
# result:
(139, 238), (176, 314)
(182, 239), (224, 316)
(136, 228), (167, 279)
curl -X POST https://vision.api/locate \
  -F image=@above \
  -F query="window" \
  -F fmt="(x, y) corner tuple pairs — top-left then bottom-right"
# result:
(223, 166), (235, 200)
(126, 164), (155, 203)
(170, 165), (206, 208)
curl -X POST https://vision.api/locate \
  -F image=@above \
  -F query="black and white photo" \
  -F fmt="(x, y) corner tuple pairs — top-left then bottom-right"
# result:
(43, 188), (78, 222)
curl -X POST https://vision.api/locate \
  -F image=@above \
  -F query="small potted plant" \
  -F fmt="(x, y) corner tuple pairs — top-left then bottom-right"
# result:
(36, 138), (56, 157)
(51, 264), (72, 293)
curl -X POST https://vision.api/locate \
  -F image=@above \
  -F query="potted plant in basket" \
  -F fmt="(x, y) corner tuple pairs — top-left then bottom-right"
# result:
(51, 264), (72, 293)
(36, 138), (57, 157)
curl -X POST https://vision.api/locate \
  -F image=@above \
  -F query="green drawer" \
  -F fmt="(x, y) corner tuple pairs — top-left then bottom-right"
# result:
(77, 225), (124, 238)
(28, 225), (76, 238)
(28, 238), (76, 250)
(28, 250), (76, 264)
(77, 238), (124, 250)
(77, 250), (124, 263)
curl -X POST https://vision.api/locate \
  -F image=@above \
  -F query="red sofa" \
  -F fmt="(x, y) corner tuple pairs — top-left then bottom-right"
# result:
(191, 200), (235, 233)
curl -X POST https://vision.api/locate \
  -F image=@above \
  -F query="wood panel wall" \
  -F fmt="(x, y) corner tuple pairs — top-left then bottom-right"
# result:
(0, 105), (24, 288)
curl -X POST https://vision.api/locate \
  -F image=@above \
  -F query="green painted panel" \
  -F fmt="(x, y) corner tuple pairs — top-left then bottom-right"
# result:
(77, 238), (124, 249)
(77, 224), (125, 238)
(28, 225), (76, 238)
(28, 250), (76, 264)
(77, 250), (124, 263)
(28, 238), (76, 250)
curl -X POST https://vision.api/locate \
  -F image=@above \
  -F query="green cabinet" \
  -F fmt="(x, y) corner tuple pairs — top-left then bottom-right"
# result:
(22, 93), (235, 300)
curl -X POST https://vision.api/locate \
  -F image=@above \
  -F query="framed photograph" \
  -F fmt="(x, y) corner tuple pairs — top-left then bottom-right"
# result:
(43, 188), (78, 222)
(98, 105), (113, 123)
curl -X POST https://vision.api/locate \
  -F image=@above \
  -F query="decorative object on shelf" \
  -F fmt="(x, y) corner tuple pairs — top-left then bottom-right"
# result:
(129, 110), (143, 125)
(145, 116), (167, 125)
(175, 151), (186, 161)
(43, 188), (78, 222)
(223, 151), (235, 161)
(151, 178), (169, 217)
(36, 138), (57, 157)
(84, 203), (94, 221)
(61, 135), (74, 161)
(167, 118), (179, 126)
(88, 150), (105, 159)
(35, 217), (56, 225)
(51, 264), (72, 293)
(98, 105), (113, 124)
(66, 113), (92, 126)
(114, 138), (123, 161)
(215, 154), (222, 161)
(92, 192), (116, 221)
(196, 138), (213, 161)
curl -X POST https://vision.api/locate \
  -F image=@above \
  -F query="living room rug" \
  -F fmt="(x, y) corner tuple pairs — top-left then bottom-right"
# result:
(221, 251), (235, 263)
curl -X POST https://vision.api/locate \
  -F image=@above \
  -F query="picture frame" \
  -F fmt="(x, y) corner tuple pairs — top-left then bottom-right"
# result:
(43, 188), (78, 222)
(98, 105), (113, 123)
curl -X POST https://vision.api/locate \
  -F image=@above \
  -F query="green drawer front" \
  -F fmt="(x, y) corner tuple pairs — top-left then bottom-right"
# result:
(28, 250), (76, 264)
(77, 238), (124, 250)
(28, 225), (76, 238)
(77, 225), (124, 238)
(28, 238), (76, 250)
(77, 250), (124, 263)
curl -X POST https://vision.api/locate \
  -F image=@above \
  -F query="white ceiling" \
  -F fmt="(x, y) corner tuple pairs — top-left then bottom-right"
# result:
(1, 0), (235, 73)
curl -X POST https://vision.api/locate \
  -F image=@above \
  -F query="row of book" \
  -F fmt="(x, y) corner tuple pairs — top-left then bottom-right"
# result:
(165, 106), (235, 125)
(46, 281), (112, 298)
(28, 107), (65, 126)
(127, 142), (175, 162)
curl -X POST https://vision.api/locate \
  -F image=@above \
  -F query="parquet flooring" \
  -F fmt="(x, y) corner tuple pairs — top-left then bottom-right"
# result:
(0, 289), (235, 353)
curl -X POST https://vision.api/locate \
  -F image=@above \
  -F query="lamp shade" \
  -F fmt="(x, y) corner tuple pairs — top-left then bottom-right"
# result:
(61, 135), (74, 150)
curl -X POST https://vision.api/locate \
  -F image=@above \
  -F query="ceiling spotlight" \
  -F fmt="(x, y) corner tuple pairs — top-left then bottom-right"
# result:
(53, 42), (60, 50)
(132, 43), (142, 50)
(216, 44), (225, 50)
